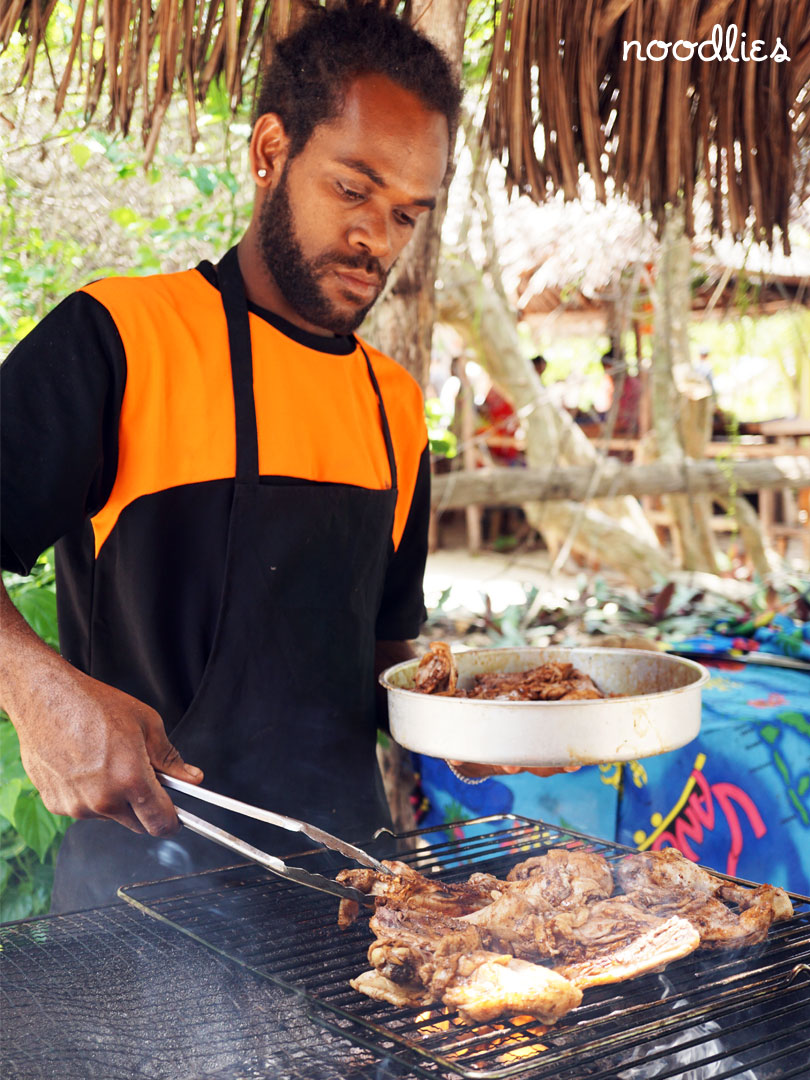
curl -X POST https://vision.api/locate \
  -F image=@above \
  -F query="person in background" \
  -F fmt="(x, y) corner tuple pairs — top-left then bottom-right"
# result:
(478, 356), (547, 466)
(601, 349), (641, 437)
(531, 354), (548, 382)
(695, 345), (716, 394)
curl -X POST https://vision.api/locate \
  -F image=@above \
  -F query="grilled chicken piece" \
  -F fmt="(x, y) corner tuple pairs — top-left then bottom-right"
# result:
(616, 848), (748, 905)
(351, 969), (432, 1008)
(355, 903), (582, 1025)
(506, 850), (614, 905)
(467, 893), (699, 976)
(413, 641), (457, 694)
(466, 662), (603, 701)
(336, 860), (497, 928)
(462, 850), (613, 928)
(352, 956), (582, 1025)
(462, 852), (614, 950)
(623, 886), (794, 949)
(615, 849), (793, 948)
(441, 954), (582, 1025)
(553, 913), (700, 988)
(367, 905), (491, 990)
(560, 679), (603, 700)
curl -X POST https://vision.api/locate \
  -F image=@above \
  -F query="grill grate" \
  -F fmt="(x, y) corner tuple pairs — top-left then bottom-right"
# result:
(119, 815), (810, 1079)
(0, 904), (401, 1080)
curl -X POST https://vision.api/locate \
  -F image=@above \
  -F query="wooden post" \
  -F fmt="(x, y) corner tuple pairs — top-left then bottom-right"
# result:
(651, 206), (719, 573)
(457, 359), (482, 553)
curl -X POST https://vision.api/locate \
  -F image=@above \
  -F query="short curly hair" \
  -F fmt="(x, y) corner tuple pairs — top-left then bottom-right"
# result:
(253, 2), (462, 158)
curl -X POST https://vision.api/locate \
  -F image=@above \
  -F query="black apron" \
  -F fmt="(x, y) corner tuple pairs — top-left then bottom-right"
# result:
(51, 248), (398, 912)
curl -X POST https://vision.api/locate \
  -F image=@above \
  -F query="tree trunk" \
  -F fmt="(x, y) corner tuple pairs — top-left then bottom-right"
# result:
(651, 206), (719, 572)
(712, 491), (780, 579)
(361, 0), (468, 386)
(436, 262), (675, 586)
(430, 456), (810, 505)
(364, 0), (470, 831)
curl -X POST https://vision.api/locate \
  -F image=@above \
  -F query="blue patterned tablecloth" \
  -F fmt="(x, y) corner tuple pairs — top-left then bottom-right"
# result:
(413, 657), (810, 894)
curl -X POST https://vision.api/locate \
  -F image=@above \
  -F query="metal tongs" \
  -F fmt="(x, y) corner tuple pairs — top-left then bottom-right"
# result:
(158, 773), (394, 905)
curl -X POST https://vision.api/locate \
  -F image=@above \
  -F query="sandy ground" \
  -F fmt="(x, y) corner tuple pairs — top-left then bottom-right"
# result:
(424, 547), (586, 616)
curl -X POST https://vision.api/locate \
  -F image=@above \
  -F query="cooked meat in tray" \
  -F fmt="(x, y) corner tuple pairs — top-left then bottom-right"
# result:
(381, 645), (710, 765)
(414, 643), (602, 701)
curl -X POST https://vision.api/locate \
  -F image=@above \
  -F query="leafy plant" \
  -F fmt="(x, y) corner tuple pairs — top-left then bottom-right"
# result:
(0, 722), (70, 921)
(425, 397), (458, 459)
(1, 550), (72, 921)
(0, 35), (256, 920)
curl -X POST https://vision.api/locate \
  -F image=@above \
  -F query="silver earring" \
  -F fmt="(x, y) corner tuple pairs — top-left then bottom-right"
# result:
(257, 168), (267, 178)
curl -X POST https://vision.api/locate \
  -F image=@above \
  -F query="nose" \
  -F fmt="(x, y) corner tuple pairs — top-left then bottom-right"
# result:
(347, 205), (394, 261)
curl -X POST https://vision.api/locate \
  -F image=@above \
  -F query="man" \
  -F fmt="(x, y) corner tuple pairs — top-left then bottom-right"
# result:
(0, 4), (461, 911)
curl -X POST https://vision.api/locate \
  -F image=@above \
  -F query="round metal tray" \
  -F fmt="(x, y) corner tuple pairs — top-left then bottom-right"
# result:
(380, 647), (709, 766)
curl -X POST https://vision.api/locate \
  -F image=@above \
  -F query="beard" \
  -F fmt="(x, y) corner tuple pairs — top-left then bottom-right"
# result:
(256, 166), (388, 335)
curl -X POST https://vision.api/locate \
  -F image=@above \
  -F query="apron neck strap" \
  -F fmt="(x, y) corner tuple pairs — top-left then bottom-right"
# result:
(218, 246), (398, 492)
(358, 343), (398, 492)
(219, 246), (260, 482)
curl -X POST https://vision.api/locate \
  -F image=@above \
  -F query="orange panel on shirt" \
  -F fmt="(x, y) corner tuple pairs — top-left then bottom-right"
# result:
(82, 269), (426, 557)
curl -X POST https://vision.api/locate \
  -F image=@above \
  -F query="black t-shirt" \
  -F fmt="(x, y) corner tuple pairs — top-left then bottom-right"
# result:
(1, 261), (429, 728)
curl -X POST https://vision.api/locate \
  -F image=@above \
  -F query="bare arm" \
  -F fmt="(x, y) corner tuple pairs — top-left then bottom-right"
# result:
(0, 579), (202, 835)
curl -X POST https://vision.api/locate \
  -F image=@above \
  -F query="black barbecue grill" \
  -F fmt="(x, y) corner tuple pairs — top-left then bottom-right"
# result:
(117, 815), (810, 1080)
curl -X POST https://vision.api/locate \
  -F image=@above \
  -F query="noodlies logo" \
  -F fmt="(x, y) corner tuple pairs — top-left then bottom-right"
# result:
(623, 23), (790, 63)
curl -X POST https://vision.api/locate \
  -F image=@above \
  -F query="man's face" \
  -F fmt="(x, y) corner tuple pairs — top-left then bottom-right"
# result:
(257, 162), (384, 335)
(254, 73), (450, 336)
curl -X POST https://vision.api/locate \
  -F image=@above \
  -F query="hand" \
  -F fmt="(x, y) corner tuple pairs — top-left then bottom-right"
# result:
(16, 666), (203, 836)
(447, 760), (582, 780)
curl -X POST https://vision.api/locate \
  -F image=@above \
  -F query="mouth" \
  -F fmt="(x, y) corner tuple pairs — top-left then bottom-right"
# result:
(333, 269), (383, 302)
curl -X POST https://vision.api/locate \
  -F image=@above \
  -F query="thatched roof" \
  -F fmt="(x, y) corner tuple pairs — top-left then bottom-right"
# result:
(487, 182), (810, 327)
(3, 0), (810, 248)
(486, 0), (810, 252)
(0, 0), (395, 162)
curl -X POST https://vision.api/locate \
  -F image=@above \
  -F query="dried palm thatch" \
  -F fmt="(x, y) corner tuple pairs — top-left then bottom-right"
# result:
(3, 0), (809, 248)
(485, 0), (810, 252)
(0, 0), (404, 164)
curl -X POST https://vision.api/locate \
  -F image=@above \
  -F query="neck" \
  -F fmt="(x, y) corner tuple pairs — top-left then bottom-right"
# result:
(235, 230), (336, 338)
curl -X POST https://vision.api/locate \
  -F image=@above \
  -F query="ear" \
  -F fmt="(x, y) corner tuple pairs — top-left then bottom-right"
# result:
(250, 114), (291, 190)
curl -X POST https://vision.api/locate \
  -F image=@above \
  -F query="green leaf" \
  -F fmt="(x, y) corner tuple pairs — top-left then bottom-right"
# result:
(0, 882), (36, 922)
(70, 143), (92, 170)
(187, 165), (217, 196)
(219, 170), (239, 196)
(13, 587), (58, 648)
(14, 315), (37, 340)
(136, 245), (161, 271)
(110, 206), (139, 228)
(0, 834), (26, 861)
(203, 77), (231, 122)
(13, 793), (59, 862)
(27, 859), (56, 914)
(0, 720), (26, 781)
(0, 778), (24, 828)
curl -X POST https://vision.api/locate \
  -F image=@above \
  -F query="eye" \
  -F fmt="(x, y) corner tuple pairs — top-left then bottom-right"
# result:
(394, 209), (416, 229)
(337, 182), (364, 202)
